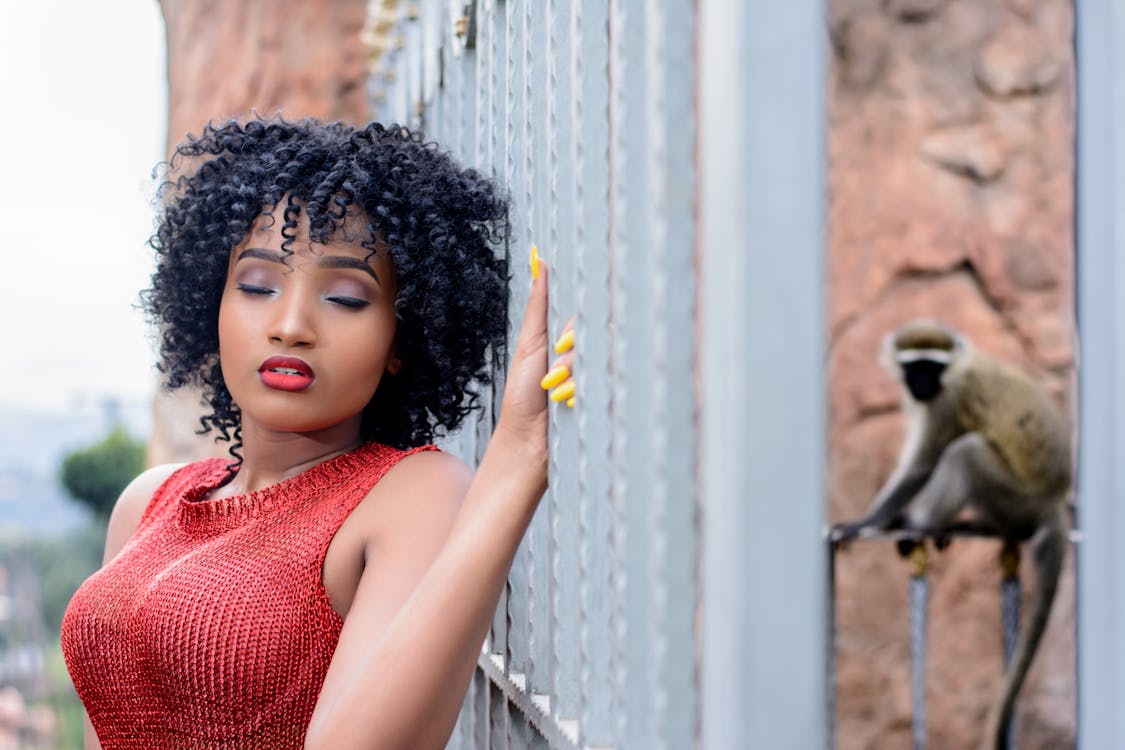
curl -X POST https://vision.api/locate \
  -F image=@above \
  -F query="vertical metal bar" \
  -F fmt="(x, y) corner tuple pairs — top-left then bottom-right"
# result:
(451, 0), (483, 476)
(476, 0), (489, 168)
(447, 13), (474, 458)
(547, 0), (581, 731)
(407, 5), (424, 131)
(827, 538), (838, 750)
(452, 672), (472, 750)
(509, 706), (530, 750)
(644, 1), (696, 747)
(573, 0), (615, 745)
(490, 679), (508, 750)
(465, 663), (478, 750)
(524, 0), (554, 709)
(418, 0), (429, 129)
(458, 9), (477, 166)
(608, 0), (652, 746)
(474, 0), (497, 469)
(488, 0), (510, 659)
(463, 84), (485, 465)
(1076, 1), (1125, 744)
(440, 9), (457, 171)
(699, 2), (826, 749)
(1001, 574), (1021, 750)
(504, 0), (531, 684)
(529, 725), (550, 750)
(909, 565), (929, 750)
(489, 0), (508, 437)
(475, 666), (490, 750)
(415, 6), (431, 129)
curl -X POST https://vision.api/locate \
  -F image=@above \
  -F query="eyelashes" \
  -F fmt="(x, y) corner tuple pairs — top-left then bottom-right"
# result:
(326, 296), (370, 309)
(237, 283), (274, 296)
(237, 283), (369, 309)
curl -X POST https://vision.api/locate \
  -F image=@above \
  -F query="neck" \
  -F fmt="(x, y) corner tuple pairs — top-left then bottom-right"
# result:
(224, 417), (364, 495)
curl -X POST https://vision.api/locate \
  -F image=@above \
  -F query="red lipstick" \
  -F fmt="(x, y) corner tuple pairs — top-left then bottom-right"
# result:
(258, 356), (315, 392)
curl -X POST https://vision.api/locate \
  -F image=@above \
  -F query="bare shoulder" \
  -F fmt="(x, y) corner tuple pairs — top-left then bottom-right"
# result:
(103, 463), (185, 565)
(380, 449), (473, 495)
(349, 450), (472, 541)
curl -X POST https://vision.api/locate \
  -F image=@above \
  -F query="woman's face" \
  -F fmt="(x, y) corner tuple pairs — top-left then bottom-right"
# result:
(218, 207), (399, 438)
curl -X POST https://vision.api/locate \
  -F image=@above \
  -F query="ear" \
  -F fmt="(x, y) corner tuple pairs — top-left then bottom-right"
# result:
(385, 344), (402, 376)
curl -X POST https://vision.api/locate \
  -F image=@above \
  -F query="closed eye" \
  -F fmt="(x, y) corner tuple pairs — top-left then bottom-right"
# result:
(237, 283), (275, 296)
(327, 296), (370, 309)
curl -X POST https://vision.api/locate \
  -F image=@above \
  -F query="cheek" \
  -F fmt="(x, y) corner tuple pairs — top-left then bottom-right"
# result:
(217, 304), (235, 353)
(342, 320), (396, 389)
(216, 294), (251, 386)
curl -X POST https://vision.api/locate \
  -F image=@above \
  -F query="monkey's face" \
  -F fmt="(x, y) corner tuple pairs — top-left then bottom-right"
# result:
(899, 358), (947, 401)
(885, 320), (962, 402)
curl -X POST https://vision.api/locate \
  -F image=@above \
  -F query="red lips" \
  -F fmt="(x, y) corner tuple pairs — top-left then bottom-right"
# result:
(257, 356), (315, 392)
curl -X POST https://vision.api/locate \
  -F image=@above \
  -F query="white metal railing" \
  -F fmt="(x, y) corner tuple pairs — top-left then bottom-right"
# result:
(367, 1), (826, 747)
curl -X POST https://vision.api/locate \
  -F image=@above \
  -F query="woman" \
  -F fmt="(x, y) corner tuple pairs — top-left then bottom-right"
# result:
(61, 117), (574, 749)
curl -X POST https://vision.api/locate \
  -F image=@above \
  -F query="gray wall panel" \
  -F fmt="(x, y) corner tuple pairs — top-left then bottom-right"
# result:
(1076, 1), (1125, 747)
(698, 1), (826, 749)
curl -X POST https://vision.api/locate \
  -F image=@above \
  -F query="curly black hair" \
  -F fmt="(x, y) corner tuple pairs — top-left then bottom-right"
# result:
(142, 117), (510, 454)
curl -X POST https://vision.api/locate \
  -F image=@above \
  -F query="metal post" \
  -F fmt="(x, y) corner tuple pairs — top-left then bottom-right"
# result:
(827, 536), (838, 750)
(1000, 544), (1021, 750)
(699, 2), (826, 747)
(908, 544), (929, 750)
(1076, 1), (1125, 747)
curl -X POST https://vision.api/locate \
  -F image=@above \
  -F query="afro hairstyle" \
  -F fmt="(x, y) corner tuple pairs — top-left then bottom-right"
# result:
(143, 117), (510, 455)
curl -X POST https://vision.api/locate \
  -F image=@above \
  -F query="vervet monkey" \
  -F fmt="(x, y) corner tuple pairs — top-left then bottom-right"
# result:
(835, 319), (1071, 750)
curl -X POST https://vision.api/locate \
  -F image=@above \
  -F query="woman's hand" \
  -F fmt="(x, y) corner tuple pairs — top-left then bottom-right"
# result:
(492, 248), (575, 482)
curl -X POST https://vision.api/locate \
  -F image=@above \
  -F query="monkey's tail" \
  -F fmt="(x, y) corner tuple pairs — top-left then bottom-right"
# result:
(981, 503), (1067, 750)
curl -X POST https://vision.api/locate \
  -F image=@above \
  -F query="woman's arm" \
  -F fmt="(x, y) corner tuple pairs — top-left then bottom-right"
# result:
(305, 265), (568, 750)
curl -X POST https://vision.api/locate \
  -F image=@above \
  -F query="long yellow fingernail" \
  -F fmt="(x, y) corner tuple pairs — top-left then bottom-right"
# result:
(566, 397), (575, 408)
(553, 329), (574, 354)
(530, 244), (541, 280)
(540, 365), (569, 390)
(549, 381), (576, 402)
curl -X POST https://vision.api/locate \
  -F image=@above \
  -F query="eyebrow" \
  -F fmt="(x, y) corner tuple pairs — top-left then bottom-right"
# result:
(237, 247), (380, 284)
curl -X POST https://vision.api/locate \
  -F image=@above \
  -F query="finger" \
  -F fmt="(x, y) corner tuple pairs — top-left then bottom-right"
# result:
(540, 360), (574, 414)
(514, 259), (550, 359)
(549, 384), (575, 404)
(546, 353), (576, 375)
(553, 319), (574, 354)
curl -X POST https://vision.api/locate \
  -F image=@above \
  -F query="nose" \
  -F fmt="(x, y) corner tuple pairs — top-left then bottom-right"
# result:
(267, 289), (317, 348)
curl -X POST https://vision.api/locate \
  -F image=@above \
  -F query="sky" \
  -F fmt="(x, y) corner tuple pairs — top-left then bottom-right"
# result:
(0, 1), (166, 415)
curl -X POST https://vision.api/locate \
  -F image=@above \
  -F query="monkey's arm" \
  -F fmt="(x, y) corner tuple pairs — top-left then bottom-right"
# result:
(833, 465), (933, 543)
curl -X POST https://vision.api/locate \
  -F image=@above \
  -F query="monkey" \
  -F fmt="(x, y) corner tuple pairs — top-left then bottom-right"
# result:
(834, 319), (1071, 750)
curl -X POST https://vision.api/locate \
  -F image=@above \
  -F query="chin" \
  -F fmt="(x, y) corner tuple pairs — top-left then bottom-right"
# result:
(257, 413), (357, 436)
(230, 383), (372, 437)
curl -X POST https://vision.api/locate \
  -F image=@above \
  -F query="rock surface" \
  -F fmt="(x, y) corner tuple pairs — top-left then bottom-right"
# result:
(161, 0), (370, 155)
(828, 0), (1076, 747)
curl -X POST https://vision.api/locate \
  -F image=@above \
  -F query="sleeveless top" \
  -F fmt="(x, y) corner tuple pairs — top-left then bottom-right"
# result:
(60, 441), (436, 749)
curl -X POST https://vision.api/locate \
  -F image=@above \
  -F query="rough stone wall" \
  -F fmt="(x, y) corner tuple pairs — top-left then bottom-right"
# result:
(151, 0), (371, 464)
(827, 0), (1075, 748)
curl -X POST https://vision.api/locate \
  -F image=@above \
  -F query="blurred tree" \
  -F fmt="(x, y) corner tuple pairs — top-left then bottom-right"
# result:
(59, 427), (145, 518)
(21, 523), (106, 634)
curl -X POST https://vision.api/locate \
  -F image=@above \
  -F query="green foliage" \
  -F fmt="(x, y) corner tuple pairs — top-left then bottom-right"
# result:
(44, 641), (86, 749)
(0, 524), (105, 749)
(59, 427), (145, 518)
(21, 522), (105, 635)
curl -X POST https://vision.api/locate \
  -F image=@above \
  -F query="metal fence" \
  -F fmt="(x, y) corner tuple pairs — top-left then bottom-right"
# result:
(361, 1), (1125, 748)
(365, 1), (826, 748)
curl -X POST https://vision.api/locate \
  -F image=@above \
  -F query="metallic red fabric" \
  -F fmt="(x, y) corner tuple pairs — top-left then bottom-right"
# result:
(61, 441), (435, 749)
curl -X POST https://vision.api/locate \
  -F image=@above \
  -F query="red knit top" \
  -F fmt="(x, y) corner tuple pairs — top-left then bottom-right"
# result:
(61, 441), (435, 749)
